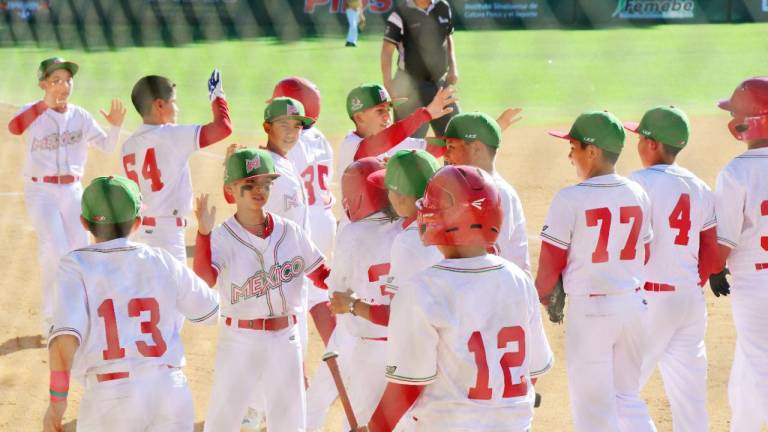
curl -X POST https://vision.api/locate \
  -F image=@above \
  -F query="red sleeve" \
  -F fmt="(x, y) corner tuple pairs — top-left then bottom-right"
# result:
(309, 302), (336, 346)
(535, 241), (568, 303)
(368, 304), (390, 326)
(198, 97), (232, 148)
(193, 232), (219, 287)
(698, 227), (724, 285)
(425, 143), (447, 158)
(307, 263), (331, 289)
(8, 101), (47, 135)
(367, 383), (425, 432)
(354, 108), (431, 161)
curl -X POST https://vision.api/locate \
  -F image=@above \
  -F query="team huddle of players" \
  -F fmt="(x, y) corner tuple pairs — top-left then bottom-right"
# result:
(10, 57), (768, 432)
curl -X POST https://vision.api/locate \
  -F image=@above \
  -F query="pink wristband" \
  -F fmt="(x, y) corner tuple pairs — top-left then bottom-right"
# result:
(50, 371), (70, 402)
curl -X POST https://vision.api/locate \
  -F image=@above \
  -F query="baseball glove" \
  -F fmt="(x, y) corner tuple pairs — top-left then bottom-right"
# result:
(547, 277), (565, 324)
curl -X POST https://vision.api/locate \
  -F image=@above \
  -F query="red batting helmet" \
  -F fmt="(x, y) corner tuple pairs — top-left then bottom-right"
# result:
(271, 77), (321, 122)
(342, 157), (388, 222)
(417, 165), (502, 247)
(719, 77), (768, 141)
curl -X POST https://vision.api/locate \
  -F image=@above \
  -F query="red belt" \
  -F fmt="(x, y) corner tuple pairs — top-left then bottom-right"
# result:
(224, 315), (296, 331)
(96, 371), (130, 382)
(141, 216), (186, 227)
(644, 282), (675, 292)
(361, 336), (387, 342)
(756, 263), (768, 271)
(31, 175), (78, 184)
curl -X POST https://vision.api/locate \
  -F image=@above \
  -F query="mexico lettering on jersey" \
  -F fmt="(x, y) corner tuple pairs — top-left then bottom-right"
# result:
(121, 124), (201, 217)
(629, 164), (716, 288)
(15, 103), (118, 178)
(492, 172), (531, 276)
(211, 214), (324, 318)
(49, 238), (220, 382)
(386, 254), (553, 430)
(540, 174), (652, 296)
(715, 147), (768, 274)
(336, 131), (426, 176)
(328, 212), (403, 338)
(266, 150), (311, 235)
(386, 218), (443, 294)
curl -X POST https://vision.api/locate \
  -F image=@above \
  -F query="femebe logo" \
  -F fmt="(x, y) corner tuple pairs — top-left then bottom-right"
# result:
(613, 0), (694, 19)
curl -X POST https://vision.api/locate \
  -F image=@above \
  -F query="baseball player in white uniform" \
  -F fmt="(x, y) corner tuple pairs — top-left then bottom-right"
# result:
(436, 112), (531, 275)
(44, 176), (219, 432)
(193, 148), (330, 432)
(121, 70), (232, 261)
(714, 77), (768, 431)
(624, 106), (720, 431)
(537, 111), (656, 432)
(326, 157), (403, 430)
(8, 57), (126, 337)
(359, 165), (553, 432)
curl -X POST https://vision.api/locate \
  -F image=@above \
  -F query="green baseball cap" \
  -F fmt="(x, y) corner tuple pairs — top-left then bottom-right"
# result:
(224, 148), (279, 184)
(346, 84), (405, 118)
(549, 111), (625, 154)
(427, 112), (502, 148)
(37, 57), (79, 81)
(368, 149), (441, 198)
(624, 106), (690, 149)
(264, 97), (315, 128)
(81, 176), (141, 224)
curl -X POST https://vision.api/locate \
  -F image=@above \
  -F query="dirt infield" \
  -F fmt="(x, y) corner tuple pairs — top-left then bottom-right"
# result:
(0, 102), (742, 431)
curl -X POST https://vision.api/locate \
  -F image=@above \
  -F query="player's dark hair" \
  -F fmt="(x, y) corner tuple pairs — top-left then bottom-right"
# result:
(661, 144), (683, 157)
(579, 141), (620, 165)
(382, 204), (399, 222)
(131, 75), (176, 116)
(86, 220), (136, 241)
(480, 141), (497, 157)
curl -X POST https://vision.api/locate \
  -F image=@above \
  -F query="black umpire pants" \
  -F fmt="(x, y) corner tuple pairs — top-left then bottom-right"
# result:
(392, 70), (460, 138)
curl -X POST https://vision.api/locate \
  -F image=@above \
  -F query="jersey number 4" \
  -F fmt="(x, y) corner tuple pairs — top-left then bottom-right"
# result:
(123, 149), (165, 192)
(97, 298), (167, 360)
(468, 326), (527, 400)
(585, 206), (642, 263)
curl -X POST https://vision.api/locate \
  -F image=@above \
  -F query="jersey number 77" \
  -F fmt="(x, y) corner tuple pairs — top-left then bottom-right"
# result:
(585, 206), (642, 263)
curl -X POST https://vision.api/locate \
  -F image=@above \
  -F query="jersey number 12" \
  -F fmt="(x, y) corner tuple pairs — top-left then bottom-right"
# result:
(468, 326), (527, 400)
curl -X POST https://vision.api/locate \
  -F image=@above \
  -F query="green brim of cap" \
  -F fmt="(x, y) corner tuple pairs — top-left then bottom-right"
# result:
(41, 62), (79, 80)
(425, 137), (447, 147)
(269, 114), (315, 128)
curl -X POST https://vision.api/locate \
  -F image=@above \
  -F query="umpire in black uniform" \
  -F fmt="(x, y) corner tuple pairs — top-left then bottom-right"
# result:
(381, 0), (460, 138)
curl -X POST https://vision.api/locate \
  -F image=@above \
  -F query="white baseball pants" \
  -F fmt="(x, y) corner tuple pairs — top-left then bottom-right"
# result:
(338, 337), (389, 431)
(565, 292), (656, 432)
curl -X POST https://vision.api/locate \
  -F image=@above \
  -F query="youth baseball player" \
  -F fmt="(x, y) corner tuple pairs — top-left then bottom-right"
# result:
(8, 57), (126, 337)
(326, 157), (403, 430)
(193, 148), (330, 432)
(433, 112), (530, 275)
(714, 77), (768, 431)
(44, 176), (219, 432)
(625, 106), (721, 431)
(359, 165), (553, 432)
(121, 70), (232, 261)
(536, 111), (656, 432)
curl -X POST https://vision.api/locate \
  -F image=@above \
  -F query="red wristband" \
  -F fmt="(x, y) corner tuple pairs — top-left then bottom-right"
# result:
(50, 371), (70, 402)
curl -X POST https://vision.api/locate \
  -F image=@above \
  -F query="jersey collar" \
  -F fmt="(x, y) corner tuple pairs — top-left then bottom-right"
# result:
(578, 173), (624, 185)
(406, 0), (437, 13)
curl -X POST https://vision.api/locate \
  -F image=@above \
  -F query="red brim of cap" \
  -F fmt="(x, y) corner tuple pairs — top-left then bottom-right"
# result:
(367, 169), (387, 190)
(547, 131), (573, 140)
(623, 121), (640, 133)
(718, 99), (732, 111)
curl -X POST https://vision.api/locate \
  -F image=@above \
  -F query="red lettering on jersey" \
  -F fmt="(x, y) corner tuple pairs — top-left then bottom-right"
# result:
(368, 263), (392, 298)
(585, 206), (644, 263)
(619, 206), (642, 260)
(468, 326), (527, 400)
(669, 193), (692, 246)
(97, 297), (167, 361)
(467, 331), (492, 400)
(585, 208), (611, 263)
(122, 148), (165, 192)
(97, 299), (125, 360)
(230, 257), (306, 304)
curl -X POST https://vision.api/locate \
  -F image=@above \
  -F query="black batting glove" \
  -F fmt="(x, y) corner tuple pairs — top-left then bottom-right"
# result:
(709, 268), (731, 297)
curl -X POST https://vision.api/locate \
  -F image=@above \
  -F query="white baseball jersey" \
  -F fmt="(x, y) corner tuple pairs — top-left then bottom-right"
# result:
(492, 172), (531, 275)
(16, 102), (119, 177)
(386, 218), (443, 294)
(121, 124), (200, 217)
(386, 254), (553, 430)
(266, 150), (311, 235)
(540, 174), (652, 295)
(49, 238), (220, 382)
(715, 147), (768, 274)
(629, 164), (716, 287)
(328, 212), (403, 339)
(336, 130), (426, 175)
(211, 214), (324, 318)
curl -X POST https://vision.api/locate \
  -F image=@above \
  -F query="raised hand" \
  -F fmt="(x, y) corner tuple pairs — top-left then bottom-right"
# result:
(208, 68), (225, 102)
(426, 86), (457, 120)
(195, 193), (217, 236)
(496, 108), (523, 132)
(100, 99), (127, 128)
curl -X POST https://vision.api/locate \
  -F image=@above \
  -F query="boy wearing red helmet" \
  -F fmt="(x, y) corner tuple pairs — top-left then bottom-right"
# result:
(714, 77), (768, 431)
(357, 165), (553, 432)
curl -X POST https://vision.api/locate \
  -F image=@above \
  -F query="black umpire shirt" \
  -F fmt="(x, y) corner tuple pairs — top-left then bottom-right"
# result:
(384, 0), (454, 83)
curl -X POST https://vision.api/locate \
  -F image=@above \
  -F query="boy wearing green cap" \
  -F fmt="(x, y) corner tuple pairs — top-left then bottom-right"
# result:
(625, 106), (721, 432)
(43, 176), (220, 432)
(193, 148), (330, 432)
(434, 111), (530, 276)
(536, 111), (656, 431)
(7, 57), (126, 339)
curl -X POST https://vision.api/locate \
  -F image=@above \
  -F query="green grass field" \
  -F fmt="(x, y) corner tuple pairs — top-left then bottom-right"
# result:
(2, 23), (766, 140)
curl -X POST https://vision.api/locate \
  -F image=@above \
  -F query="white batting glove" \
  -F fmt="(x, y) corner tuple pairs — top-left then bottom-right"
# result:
(208, 68), (225, 102)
